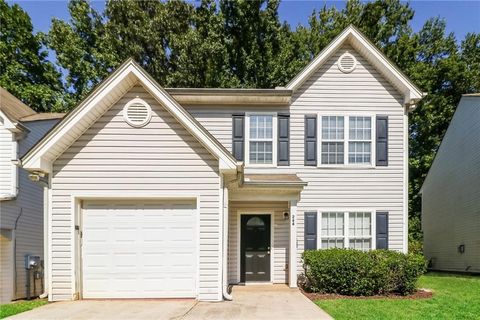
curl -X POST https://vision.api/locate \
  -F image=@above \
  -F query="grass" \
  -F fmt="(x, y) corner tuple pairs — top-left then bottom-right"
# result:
(315, 272), (480, 320)
(0, 299), (47, 319)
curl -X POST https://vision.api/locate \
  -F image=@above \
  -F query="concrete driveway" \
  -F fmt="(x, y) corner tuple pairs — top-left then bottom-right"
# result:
(7, 285), (332, 320)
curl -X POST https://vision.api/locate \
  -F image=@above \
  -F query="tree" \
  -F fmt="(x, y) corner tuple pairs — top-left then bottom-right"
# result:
(0, 0), (64, 111)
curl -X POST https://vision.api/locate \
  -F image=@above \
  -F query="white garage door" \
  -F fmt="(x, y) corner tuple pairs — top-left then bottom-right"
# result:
(82, 200), (197, 299)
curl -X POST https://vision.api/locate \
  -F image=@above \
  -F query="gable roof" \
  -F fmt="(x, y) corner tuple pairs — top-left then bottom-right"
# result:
(0, 87), (36, 121)
(286, 25), (425, 109)
(21, 59), (240, 174)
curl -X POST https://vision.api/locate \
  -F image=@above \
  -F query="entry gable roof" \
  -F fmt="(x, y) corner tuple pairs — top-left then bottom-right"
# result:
(286, 25), (425, 109)
(21, 59), (240, 173)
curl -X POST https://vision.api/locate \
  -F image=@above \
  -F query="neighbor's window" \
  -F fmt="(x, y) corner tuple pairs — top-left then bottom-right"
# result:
(249, 115), (274, 164)
(321, 116), (344, 164)
(320, 211), (372, 250)
(348, 116), (372, 164)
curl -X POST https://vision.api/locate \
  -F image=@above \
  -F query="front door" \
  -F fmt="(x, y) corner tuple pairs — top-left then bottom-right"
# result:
(241, 215), (271, 282)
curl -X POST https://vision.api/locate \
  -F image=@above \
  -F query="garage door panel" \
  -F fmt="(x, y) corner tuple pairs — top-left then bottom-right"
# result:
(82, 201), (197, 299)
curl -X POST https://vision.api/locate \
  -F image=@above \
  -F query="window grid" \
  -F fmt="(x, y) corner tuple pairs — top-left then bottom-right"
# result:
(348, 116), (372, 164)
(319, 115), (374, 166)
(321, 116), (344, 164)
(248, 115), (274, 164)
(319, 211), (373, 251)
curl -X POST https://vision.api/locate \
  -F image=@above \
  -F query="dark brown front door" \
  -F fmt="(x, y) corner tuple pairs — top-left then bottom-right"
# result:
(241, 215), (271, 282)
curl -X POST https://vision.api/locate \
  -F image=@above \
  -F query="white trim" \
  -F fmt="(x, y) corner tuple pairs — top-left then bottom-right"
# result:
(21, 60), (239, 173)
(236, 211), (274, 283)
(288, 200), (298, 288)
(70, 192), (200, 299)
(403, 110), (409, 253)
(286, 25), (424, 105)
(317, 209), (376, 250)
(245, 112), (278, 167)
(317, 113), (375, 168)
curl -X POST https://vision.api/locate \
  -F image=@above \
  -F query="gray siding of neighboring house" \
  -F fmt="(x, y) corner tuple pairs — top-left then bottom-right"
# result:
(422, 96), (480, 273)
(49, 84), (222, 301)
(1, 119), (59, 300)
(187, 44), (408, 275)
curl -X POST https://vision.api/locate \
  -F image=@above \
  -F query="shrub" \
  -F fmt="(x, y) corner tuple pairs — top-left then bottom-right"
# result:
(302, 248), (427, 296)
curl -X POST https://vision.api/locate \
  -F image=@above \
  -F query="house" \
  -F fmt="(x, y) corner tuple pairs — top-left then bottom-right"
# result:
(421, 94), (480, 273)
(0, 87), (64, 303)
(20, 26), (424, 302)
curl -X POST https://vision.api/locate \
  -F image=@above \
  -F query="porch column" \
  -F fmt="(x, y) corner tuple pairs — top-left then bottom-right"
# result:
(289, 200), (298, 288)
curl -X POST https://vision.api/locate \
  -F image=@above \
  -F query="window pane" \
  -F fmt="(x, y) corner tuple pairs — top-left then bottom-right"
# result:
(250, 115), (273, 140)
(349, 116), (371, 140)
(321, 239), (344, 249)
(321, 142), (344, 164)
(348, 142), (371, 164)
(350, 239), (371, 251)
(321, 212), (344, 249)
(249, 141), (273, 164)
(348, 212), (372, 240)
(322, 116), (344, 140)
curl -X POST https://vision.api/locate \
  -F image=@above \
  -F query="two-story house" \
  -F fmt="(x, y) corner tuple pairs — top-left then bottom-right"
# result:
(0, 87), (63, 303)
(20, 26), (424, 302)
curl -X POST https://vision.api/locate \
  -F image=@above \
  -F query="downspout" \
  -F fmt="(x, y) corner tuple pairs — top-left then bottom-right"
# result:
(221, 174), (232, 301)
(39, 181), (49, 299)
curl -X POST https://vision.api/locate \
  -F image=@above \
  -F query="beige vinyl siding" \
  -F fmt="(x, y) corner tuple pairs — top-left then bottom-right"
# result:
(0, 125), (14, 195)
(228, 201), (289, 284)
(0, 230), (14, 303)
(50, 84), (221, 301)
(422, 96), (480, 273)
(0, 119), (58, 300)
(186, 44), (407, 274)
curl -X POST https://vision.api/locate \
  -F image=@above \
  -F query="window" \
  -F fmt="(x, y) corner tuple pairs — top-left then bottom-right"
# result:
(319, 211), (373, 251)
(321, 116), (344, 164)
(349, 116), (372, 164)
(320, 115), (373, 166)
(321, 212), (344, 248)
(247, 114), (275, 165)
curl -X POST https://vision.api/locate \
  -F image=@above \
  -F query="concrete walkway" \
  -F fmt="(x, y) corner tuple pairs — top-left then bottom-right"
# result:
(7, 285), (332, 320)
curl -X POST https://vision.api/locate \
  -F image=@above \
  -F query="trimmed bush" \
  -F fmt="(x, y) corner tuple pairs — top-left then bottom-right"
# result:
(302, 248), (427, 296)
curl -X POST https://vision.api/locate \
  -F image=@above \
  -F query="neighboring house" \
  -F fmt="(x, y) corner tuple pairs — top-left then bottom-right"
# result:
(421, 94), (480, 274)
(0, 87), (64, 303)
(20, 26), (424, 302)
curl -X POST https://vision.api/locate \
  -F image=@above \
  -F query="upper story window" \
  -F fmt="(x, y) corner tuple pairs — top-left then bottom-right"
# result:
(246, 114), (276, 165)
(320, 115), (373, 166)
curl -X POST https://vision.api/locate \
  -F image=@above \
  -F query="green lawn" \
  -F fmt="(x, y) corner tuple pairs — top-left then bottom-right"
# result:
(316, 273), (480, 320)
(0, 299), (47, 319)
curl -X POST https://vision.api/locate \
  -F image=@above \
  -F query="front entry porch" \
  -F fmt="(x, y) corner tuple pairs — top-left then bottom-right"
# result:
(225, 174), (307, 288)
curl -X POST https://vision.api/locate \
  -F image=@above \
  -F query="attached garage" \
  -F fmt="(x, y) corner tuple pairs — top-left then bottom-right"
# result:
(81, 200), (197, 299)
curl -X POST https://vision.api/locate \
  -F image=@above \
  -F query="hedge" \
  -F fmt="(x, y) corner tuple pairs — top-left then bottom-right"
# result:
(302, 248), (427, 296)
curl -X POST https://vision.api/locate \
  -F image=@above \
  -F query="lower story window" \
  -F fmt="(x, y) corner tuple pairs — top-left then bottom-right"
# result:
(320, 211), (372, 250)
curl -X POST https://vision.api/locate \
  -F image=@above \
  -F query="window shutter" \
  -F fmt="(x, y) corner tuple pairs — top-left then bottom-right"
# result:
(376, 116), (388, 166)
(304, 212), (317, 250)
(376, 212), (389, 249)
(232, 113), (245, 161)
(304, 115), (317, 166)
(277, 114), (290, 166)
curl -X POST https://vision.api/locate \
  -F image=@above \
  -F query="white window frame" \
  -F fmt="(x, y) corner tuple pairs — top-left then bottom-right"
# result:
(317, 209), (377, 251)
(317, 113), (376, 168)
(245, 112), (277, 167)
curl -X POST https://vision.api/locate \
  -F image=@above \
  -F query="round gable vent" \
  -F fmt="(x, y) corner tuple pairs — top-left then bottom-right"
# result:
(338, 52), (356, 73)
(123, 98), (152, 128)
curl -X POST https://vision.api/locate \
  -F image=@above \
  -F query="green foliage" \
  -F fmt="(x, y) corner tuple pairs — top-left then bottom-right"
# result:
(0, 0), (65, 111)
(0, 299), (47, 319)
(316, 273), (480, 320)
(302, 249), (427, 296)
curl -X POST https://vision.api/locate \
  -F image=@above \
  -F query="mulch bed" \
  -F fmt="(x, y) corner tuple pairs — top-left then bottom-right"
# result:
(302, 289), (433, 300)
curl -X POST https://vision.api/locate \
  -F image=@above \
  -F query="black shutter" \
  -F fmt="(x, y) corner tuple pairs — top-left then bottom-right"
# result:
(232, 113), (245, 161)
(277, 114), (290, 166)
(304, 115), (317, 166)
(376, 212), (389, 249)
(304, 212), (317, 250)
(376, 116), (388, 166)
